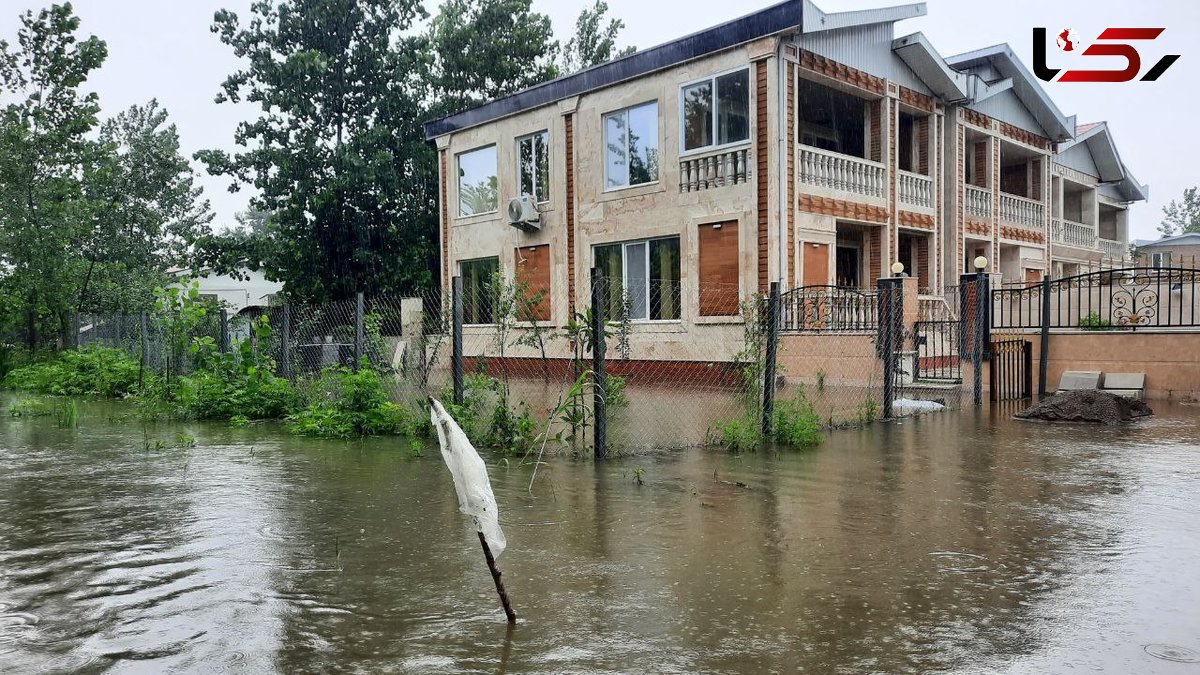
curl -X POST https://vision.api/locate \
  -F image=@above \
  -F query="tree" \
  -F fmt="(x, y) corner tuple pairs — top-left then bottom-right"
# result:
(1159, 187), (1200, 237)
(561, 0), (635, 74)
(198, 0), (437, 302)
(429, 0), (560, 115)
(0, 3), (107, 350)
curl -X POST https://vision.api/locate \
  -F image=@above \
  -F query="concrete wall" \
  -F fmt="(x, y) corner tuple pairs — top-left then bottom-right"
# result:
(185, 270), (282, 315)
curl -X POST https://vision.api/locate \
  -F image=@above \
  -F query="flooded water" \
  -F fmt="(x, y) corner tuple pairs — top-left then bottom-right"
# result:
(1, 399), (1199, 674)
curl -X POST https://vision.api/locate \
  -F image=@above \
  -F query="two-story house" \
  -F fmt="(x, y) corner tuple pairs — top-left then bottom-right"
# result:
(423, 0), (1145, 364)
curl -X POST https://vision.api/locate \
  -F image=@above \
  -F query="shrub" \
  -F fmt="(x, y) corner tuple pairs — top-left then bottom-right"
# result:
(178, 367), (298, 420)
(712, 416), (761, 453)
(771, 392), (823, 448)
(9, 396), (56, 417)
(290, 361), (422, 438)
(3, 346), (141, 398)
(1079, 311), (1117, 331)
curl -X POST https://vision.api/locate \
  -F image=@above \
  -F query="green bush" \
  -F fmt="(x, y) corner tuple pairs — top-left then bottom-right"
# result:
(3, 346), (141, 398)
(771, 392), (823, 448)
(178, 367), (298, 420)
(1079, 311), (1117, 331)
(9, 396), (57, 417)
(290, 361), (422, 439)
(712, 416), (761, 453)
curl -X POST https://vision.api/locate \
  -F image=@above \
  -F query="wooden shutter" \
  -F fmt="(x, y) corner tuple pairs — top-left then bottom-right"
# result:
(514, 245), (551, 321)
(802, 243), (830, 286)
(699, 221), (740, 316)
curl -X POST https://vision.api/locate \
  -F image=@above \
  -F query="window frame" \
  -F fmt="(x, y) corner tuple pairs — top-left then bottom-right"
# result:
(516, 130), (551, 205)
(679, 66), (753, 157)
(602, 100), (661, 192)
(456, 144), (499, 218)
(592, 235), (682, 324)
(458, 256), (500, 325)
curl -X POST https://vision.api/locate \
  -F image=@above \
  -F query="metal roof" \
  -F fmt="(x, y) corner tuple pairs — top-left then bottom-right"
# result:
(423, 0), (803, 140)
(891, 32), (1011, 104)
(1136, 233), (1200, 248)
(945, 44), (1074, 142)
(1057, 121), (1149, 202)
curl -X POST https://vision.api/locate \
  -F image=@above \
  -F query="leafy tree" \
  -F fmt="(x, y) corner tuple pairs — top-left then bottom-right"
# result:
(561, 0), (635, 74)
(429, 0), (559, 115)
(197, 0), (437, 302)
(0, 3), (107, 350)
(1159, 186), (1200, 237)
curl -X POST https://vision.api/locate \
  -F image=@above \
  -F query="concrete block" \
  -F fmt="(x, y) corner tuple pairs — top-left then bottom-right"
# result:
(1058, 371), (1102, 391)
(1102, 372), (1145, 391)
(1104, 389), (1144, 401)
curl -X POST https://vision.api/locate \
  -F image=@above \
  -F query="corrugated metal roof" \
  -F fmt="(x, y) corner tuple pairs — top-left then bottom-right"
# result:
(1137, 233), (1200, 248)
(945, 44), (1074, 141)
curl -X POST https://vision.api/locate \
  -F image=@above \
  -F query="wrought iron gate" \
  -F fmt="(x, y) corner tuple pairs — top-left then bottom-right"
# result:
(990, 339), (1032, 401)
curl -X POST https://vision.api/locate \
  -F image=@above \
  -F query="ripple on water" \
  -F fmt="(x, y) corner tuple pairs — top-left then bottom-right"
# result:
(929, 551), (989, 574)
(1145, 644), (1200, 663)
(0, 611), (40, 648)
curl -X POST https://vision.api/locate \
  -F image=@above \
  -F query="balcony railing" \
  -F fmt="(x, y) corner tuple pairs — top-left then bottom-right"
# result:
(1051, 217), (1097, 249)
(798, 145), (886, 199)
(679, 147), (750, 192)
(964, 185), (991, 219)
(999, 192), (1045, 229)
(897, 170), (934, 211)
(1099, 238), (1127, 260)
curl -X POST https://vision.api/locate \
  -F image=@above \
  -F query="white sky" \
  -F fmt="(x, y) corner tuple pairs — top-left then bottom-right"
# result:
(11, 0), (1198, 239)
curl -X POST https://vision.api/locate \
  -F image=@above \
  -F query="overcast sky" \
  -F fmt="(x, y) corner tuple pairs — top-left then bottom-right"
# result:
(11, 0), (1197, 240)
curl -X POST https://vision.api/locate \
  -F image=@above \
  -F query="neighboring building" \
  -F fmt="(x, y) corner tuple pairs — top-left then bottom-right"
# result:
(423, 0), (1146, 359)
(171, 268), (283, 315)
(1133, 233), (1200, 269)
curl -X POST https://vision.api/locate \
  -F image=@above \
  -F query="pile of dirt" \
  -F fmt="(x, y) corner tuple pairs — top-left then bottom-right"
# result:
(1015, 390), (1153, 424)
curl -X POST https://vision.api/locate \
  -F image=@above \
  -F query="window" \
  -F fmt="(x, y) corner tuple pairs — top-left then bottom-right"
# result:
(682, 69), (750, 152)
(457, 145), (497, 217)
(518, 131), (550, 203)
(459, 257), (498, 324)
(1151, 252), (1171, 268)
(797, 78), (866, 158)
(898, 113), (916, 173)
(593, 237), (681, 321)
(604, 102), (659, 189)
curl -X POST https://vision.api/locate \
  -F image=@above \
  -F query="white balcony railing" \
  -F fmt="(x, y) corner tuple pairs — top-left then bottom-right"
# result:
(798, 145), (886, 199)
(999, 192), (1045, 229)
(964, 185), (991, 219)
(1051, 217), (1097, 249)
(1099, 238), (1127, 260)
(897, 170), (934, 211)
(679, 147), (750, 192)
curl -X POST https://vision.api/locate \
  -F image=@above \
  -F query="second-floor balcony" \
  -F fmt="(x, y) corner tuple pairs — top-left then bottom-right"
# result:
(999, 192), (1045, 230)
(965, 185), (991, 220)
(1098, 238), (1127, 260)
(798, 145), (886, 201)
(1052, 217), (1096, 249)
(897, 170), (934, 212)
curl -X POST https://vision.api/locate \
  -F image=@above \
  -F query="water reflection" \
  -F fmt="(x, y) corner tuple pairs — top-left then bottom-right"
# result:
(0, 399), (1198, 673)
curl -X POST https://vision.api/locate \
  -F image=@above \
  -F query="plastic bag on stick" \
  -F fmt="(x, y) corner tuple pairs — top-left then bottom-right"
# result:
(430, 398), (507, 558)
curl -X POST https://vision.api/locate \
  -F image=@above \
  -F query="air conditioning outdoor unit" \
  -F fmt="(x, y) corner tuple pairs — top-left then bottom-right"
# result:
(507, 195), (541, 231)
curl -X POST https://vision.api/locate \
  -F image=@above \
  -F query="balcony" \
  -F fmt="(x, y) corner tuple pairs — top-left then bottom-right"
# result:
(1098, 238), (1127, 261)
(897, 170), (934, 212)
(964, 185), (991, 220)
(999, 192), (1045, 230)
(798, 146), (886, 200)
(1051, 217), (1096, 249)
(679, 147), (751, 193)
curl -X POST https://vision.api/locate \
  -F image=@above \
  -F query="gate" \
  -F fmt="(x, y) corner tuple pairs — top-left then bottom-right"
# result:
(990, 339), (1032, 401)
(913, 320), (962, 382)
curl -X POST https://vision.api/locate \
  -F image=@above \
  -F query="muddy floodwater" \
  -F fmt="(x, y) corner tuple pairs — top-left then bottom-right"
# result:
(1, 400), (1199, 674)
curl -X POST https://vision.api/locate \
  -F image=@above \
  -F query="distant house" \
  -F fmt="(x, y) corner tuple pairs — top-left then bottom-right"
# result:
(169, 267), (283, 315)
(1132, 233), (1200, 268)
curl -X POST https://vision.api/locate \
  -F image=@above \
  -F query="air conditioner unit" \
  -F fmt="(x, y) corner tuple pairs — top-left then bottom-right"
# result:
(507, 195), (541, 231)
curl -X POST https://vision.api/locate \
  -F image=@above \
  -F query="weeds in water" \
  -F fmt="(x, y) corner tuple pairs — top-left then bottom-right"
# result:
(855, 397), (879, 425)
(408, 439), (424, 457)
(633, 467), (645, 486)
(771, 391), (823, 448)
(816, 370), (826, 392)
(175, 433), (196, 449)
(229, 415), (251, 428)
(8, 396), (56, 417)
(56, 399), (79, 429)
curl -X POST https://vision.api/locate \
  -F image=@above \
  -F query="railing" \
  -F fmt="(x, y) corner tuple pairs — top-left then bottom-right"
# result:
(680, 147), (751, 192)
(897, 170), (934, 210)
(1051, 217), (1097, 249)
(779, 285), (878, 333)
(918, 294), (958, 322)
(913, 320), (962, 382)
(797, 145), (886, 199)
(1098, 238), (1127, 261)
(999, 192), (1045, 229)
(964, 185), (991, 219)
(991, 267), (1200, 330)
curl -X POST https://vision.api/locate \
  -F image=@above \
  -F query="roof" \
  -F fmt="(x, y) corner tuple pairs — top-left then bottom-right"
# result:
(423, 0), (803, 140)
(945, 44), (1074, 142)
(892, 32), (1012, 104)
(802, 0), (925, 33)
(1056, 121), (1149, 202)
(1136, 233), (1200, 248)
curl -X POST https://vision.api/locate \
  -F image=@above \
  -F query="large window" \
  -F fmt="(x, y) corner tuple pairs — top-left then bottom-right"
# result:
(518, 131), (550, 203)
(459, 257), (498, 324)
(604, 102), (659, 190)
(682, 69), (750, 152)
(457, 145), (497, 217)
(593, 237), (681, 321)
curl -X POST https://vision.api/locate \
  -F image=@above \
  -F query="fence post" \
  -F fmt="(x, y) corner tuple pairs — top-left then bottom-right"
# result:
(590, 268), (607, 460)
(1038, 276), (1050, 396)
(281, 303), (292, 379)
(761, 282), (780, 437)
(452, 276), (464, 407)
(972, 273), (989, 407)
(219, 309), (230, 353)
(353, 291), (365, 369)
(878, 279), (897, 419)
(139, 310), (149, 387)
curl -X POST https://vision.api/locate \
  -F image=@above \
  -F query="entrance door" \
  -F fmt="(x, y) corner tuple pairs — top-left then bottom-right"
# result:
(836, 246), (859, 288)
(802, 243), (829, 286)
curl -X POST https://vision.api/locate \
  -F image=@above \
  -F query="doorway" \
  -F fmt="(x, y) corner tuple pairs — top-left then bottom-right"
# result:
(836, 246), (860, 288)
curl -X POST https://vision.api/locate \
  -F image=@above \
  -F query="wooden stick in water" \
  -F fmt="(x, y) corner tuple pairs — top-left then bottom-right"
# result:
(478, 531), (517, 623)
